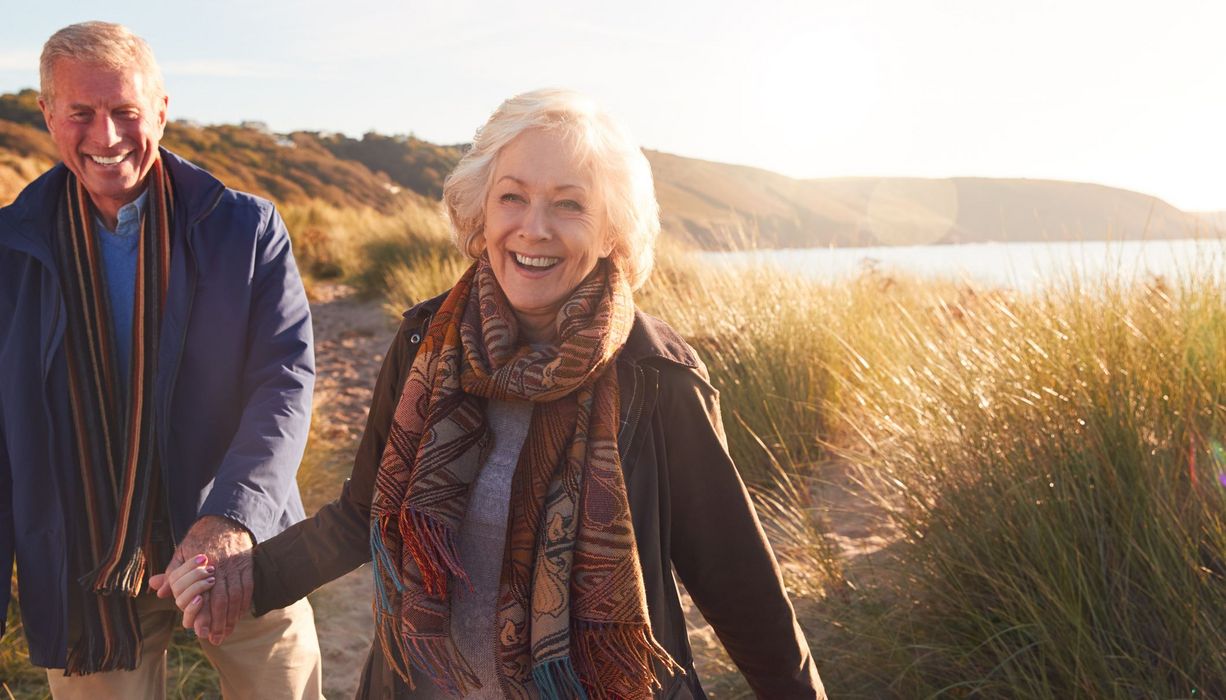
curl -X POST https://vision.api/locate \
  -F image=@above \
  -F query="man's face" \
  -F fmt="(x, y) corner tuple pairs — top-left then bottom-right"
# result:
(39, 59), (167, 222)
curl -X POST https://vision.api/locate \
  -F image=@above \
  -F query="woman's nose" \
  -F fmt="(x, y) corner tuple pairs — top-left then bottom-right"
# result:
(519, 203), (552, 241)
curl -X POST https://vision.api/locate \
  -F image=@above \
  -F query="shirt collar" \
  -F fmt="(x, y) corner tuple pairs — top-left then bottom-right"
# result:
(96, 188), (150, 236)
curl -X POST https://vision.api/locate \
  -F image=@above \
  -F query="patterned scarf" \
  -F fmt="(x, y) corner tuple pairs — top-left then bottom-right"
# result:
(370, 255), (679, 698)
(54, 160), (173, 675)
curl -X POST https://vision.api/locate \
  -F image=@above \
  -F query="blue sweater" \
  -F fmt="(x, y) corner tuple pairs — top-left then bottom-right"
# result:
(95, 189), (147, 389)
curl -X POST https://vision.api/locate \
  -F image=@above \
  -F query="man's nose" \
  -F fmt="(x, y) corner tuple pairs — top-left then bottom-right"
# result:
(89, 115), (122, 147)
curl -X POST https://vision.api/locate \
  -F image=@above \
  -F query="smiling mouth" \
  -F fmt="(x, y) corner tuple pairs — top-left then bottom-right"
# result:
(513, 252), (561, 270)
(88, 153), (129, 166)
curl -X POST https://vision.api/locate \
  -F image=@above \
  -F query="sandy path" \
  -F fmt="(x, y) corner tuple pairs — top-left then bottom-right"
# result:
(301, 283), (882, 698)
(303, 283), (395, 699)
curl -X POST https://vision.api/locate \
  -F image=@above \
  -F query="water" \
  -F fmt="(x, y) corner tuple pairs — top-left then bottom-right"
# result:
(702, 238), (1226, 290)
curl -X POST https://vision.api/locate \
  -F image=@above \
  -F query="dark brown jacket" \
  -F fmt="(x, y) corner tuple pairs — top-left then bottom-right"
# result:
(253, 296), (826, 699)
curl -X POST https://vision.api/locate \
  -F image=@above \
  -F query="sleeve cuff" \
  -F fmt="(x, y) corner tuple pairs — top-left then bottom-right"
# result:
(199, 485), (280, 544)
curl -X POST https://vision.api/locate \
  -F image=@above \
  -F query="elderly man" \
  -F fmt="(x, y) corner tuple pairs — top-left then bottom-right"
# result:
(0, 21), (322, 698)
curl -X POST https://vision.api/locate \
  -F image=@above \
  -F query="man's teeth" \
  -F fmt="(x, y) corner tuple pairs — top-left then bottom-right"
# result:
(514, 253), (560, 268)
(89, 154), (127, 165)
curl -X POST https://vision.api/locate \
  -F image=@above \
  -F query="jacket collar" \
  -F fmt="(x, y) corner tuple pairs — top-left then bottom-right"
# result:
(402, 291), (698, 369)
(0, 163), (69, 265)
(0, 147), (226, 263)
(158, 147), (226, 224)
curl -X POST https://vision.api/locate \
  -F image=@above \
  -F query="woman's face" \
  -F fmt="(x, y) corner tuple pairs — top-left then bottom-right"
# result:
(482, 128), (613, 339)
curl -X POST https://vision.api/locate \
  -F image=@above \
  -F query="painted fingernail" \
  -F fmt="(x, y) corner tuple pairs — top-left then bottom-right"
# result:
(205, 566), (215, 574)
(191, 595), (202, 606)
(195, 555), (207, 565)
(206, 577), (215, 584)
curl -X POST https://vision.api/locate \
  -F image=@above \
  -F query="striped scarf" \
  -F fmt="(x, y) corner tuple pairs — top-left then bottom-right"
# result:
(370, 255), (679, 699)
(54, 160), (173, 675)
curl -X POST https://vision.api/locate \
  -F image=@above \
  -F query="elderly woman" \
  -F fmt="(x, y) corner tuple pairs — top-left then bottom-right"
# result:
(159, 89), (825, 699)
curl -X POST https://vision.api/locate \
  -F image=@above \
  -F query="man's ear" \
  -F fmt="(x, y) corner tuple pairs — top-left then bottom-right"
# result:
(38, 97), (54, 135)
(154, 94), (169, 135)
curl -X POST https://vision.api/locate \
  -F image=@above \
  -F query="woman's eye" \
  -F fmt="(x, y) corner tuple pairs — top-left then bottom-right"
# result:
(557, 199), (584, 212)
(499, 193), (524, 203)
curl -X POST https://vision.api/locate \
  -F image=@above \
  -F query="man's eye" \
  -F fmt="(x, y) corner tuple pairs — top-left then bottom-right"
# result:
(118, 110), (141, 120)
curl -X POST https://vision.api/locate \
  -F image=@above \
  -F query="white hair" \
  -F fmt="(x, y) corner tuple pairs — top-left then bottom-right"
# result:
(40, 21), (165, 106)
(443, 88), (659, 290)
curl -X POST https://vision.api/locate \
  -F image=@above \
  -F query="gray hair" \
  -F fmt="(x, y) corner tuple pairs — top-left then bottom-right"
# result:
(40, 21), (165, 105)
(443, 88), (660, 290)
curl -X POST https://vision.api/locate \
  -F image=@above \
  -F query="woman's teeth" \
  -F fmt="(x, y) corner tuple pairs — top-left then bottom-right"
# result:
(514, 253), (560, 268)
(89, 153), (127, 165)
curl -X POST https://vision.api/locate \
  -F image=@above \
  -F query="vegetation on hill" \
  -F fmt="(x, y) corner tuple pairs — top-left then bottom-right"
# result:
(317, 131), (462, 199)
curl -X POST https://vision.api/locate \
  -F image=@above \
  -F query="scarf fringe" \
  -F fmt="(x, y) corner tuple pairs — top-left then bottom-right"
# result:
(370, 518), (406, 614)
(374, 609), (419, 690)
(65, 631), (139, 676)
(87, 549), (147, 596)
(399, 508), (470, 597)
(573, 620), (682, 698)
(533, 657), (587, 700)
(401, 632), (481, 697)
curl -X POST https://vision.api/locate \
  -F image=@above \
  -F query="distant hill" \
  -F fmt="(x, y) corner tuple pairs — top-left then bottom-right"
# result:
(0, 89), (1211, 248)
(647, 150), (1206, 248)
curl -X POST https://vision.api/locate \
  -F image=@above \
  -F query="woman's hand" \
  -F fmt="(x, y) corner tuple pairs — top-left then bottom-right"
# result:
(149, 554), (215, 631)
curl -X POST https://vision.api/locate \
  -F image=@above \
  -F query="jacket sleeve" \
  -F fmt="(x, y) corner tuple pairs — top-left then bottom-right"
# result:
(660, 362), (826, 699)
(198, 207), (315, 543)
(0, 416), (11, 639)
(252, 318), (414, 614)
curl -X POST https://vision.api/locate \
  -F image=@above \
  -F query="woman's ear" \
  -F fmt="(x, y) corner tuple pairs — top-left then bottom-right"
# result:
(469, 230), (487, 258)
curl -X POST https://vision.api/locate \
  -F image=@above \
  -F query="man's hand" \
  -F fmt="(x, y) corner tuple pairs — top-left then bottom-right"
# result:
(153, 515), (254, 645)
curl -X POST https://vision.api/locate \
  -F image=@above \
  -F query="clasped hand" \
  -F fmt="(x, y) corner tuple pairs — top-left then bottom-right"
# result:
(148, 515), (254, 645)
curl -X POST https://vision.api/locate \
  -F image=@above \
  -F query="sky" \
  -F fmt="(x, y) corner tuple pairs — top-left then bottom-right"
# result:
(2, 0), (1224, 211)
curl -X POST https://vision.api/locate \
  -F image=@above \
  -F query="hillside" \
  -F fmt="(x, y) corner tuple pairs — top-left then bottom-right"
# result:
(648, 150), (1206, 248)
(0, 89), (1210, 247)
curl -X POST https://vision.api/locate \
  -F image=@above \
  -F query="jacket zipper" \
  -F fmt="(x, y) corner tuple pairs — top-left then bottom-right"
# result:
(157, 192), (218, 544)
(158, 264), (195, 544)
(617, 364), (647, 456)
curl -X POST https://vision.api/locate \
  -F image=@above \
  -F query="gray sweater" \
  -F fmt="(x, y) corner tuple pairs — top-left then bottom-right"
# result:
(416, 398), (532, 698)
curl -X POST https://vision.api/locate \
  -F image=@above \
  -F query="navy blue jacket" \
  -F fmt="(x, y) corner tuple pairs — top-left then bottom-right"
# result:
(0, 149), (314, 667)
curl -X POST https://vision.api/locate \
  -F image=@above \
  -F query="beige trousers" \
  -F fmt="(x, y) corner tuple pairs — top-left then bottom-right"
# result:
(46, 593), (323, 700)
